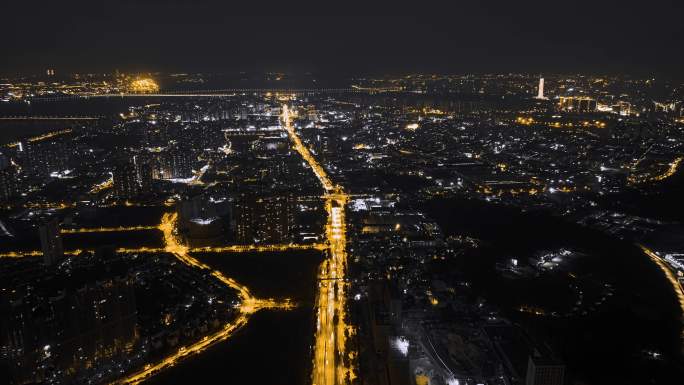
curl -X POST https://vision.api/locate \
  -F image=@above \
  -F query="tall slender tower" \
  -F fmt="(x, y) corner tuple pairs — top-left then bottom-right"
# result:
(536, 76), (546, 100)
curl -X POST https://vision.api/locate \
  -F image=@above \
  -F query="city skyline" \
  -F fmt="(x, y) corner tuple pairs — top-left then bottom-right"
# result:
(1, 3), (683, 385)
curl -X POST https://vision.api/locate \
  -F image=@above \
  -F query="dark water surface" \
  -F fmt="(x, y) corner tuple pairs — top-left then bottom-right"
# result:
(0, 98), (150, 144)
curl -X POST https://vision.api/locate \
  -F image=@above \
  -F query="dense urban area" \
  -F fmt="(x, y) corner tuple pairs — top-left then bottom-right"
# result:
(1, 71), (683, 385)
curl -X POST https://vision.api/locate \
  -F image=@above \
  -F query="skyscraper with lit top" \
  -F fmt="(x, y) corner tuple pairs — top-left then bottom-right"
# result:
(536, 76), (546, 100)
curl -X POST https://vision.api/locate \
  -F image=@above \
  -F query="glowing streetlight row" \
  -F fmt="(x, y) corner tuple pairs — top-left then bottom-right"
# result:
(639, 245), (684, 315)
(1, 212), (297, 384)
(0, 243), (328, 259)
(281, 104), (355, 385)
(629, 156), (684, 185)
(60, 225), (157, 234)
(89, 176), (114, 194)
(115, 212), (293, 384)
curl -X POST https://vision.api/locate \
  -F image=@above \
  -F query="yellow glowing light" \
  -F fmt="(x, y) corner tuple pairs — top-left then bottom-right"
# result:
(1, 242), (326, 259)
(129, 78), (160, 93)
(282, 104), (355, 385)
(89, 176), (113, 194)
(190, 243), (328, 253)
(629, 157), (683, 185)
(60, 225), (157, 234)
(28, 129), (73, 143)
(4, 212), (297, 383)
(416, 374), (430, 385)
(114, 212), (293, 384)
(639, 245), (684, 316)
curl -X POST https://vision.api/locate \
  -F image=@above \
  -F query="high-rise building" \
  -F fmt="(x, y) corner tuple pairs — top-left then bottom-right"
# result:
(133, 154), (153, 194)
(234, 195), (257, 243)
(305, 104), (319, 122)
(559, 96), (597, 112)
(161, 145), (193, 179)
(0, 155), (18, 202)
(0, 276), (137, 383)
(536, 77), (546, 100)
(25, 140), (69, 177)
(262, 195), (294, 243)
(525, 355), (565, 385)
(39, 217), (63, 266)
(113, 155), (155, 199)
(113, 160), (141, 199)
(177, 195), (232, 246)
(611, 101), (631, 116)
(234, 194), (295, 243)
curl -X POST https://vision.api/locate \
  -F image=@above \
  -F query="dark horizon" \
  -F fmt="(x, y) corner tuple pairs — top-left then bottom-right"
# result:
(2, 1), (683, 79)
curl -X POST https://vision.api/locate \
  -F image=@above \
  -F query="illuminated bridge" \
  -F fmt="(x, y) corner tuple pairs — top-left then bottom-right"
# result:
(26, 86), (402, 102)
(0, 116), (100, 120)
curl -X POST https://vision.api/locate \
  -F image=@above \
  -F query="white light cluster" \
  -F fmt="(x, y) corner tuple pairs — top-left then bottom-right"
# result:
(391, 336), (409, 356)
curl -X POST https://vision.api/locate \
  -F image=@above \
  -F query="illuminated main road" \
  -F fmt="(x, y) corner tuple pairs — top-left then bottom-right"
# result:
(0, 212), (298, 383)
(639, 244), (684, 315)
(282, 105), (355, 385)
(23, 86), (402, 102)
(1, 101), (358, 384)
(0, 242), (326, 258)
(114, 212), (293, 385)
(5, 129), (73, 148)
(60, 225), (157, 234)
(639, 244), (684, 345)
(191, 243), (327, 253)
(629, 156), (684, 185)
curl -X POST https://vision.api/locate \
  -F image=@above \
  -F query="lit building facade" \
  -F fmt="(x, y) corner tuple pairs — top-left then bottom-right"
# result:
(234, 194), (295, 243)
(558, 96), (597, 112)
(0, 277), (137, 384)
(0, 159), (18, 202)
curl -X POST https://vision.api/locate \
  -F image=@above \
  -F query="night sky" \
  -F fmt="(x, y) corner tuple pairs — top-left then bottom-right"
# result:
(2, 1), (683, 77)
